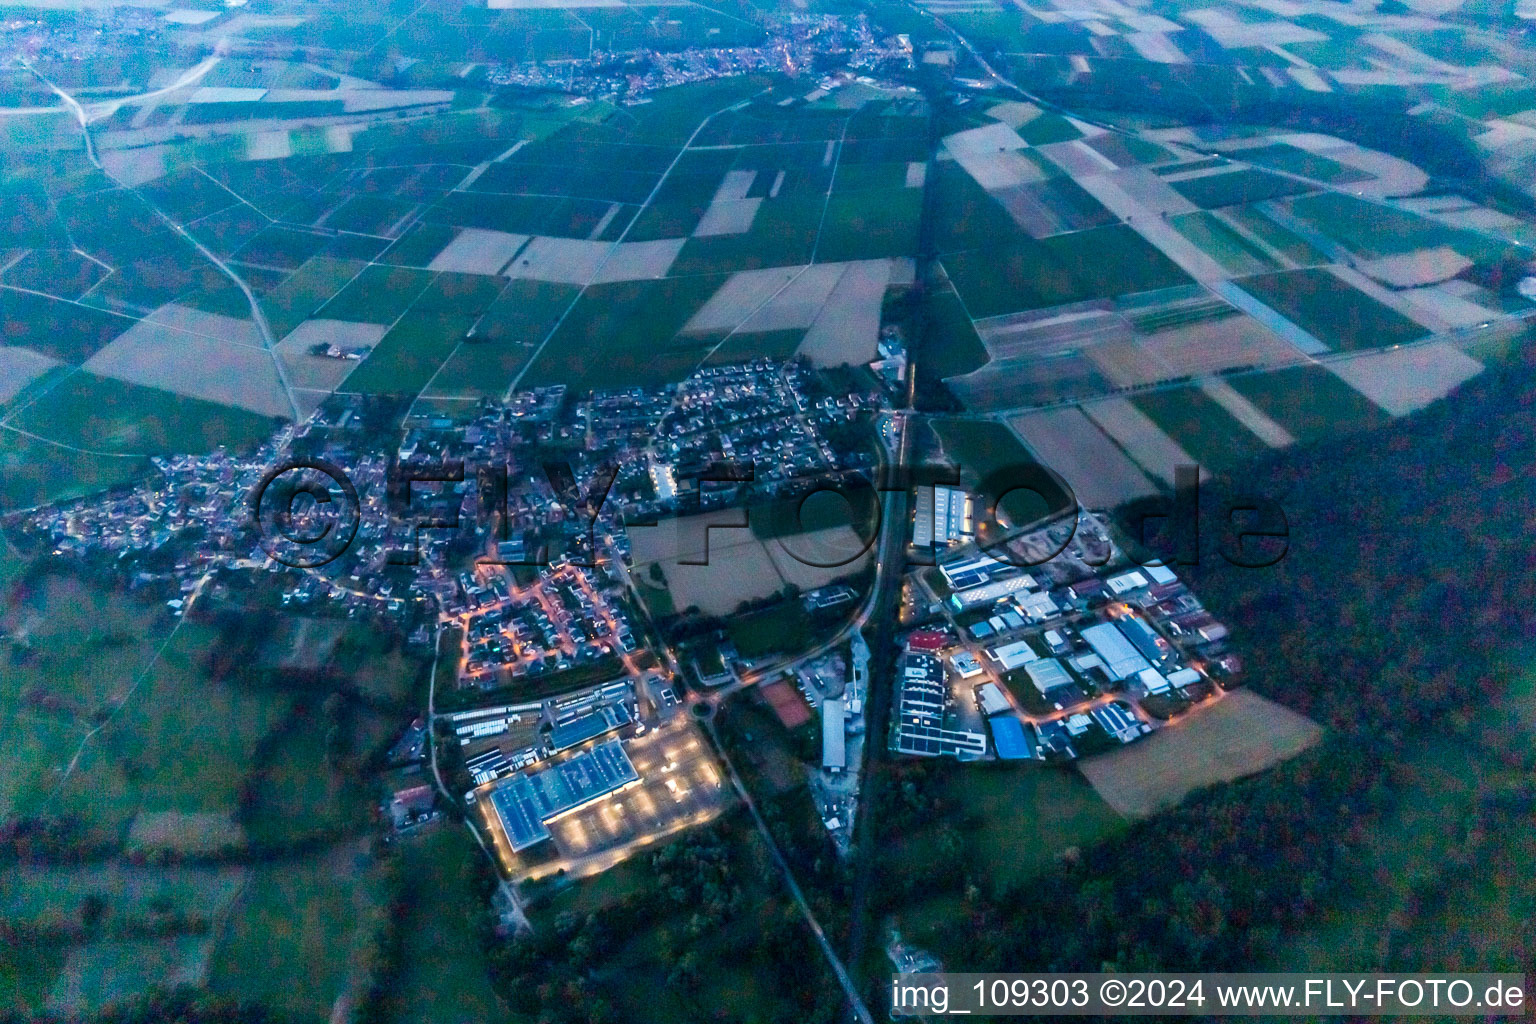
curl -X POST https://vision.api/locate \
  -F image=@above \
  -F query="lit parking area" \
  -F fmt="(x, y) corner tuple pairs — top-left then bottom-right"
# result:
(544, 718), (726, 863)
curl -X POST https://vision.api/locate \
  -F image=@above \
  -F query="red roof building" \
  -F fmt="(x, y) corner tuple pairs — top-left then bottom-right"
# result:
(906, 630), (947, 652)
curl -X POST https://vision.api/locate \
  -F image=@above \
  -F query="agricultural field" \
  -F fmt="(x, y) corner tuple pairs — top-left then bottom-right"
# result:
(1234, 269), (1431, 352)
(1077, 690), (1323, 818)
(0, 561), (406, 1018)
(630, 507), (869, 620)
(4, 73), (932, 494)
(1130, 385), (1273, 474)
(1227, 363), (1395, 441)
(207, 841), (390, 1021)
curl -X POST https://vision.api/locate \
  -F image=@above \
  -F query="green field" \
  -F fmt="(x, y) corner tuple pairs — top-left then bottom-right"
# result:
(1287, 192), (1512, 263)
(0, 428), (150, 510)
(1235, 143), (1372, 185)
(815, 187), (921, 262)
(259, 255), (369, 340)
(701, 328), (806, 366)
(8, 370), (280, 456)
(1235, 269), (1429, 352)
(880, 761), (1125, 951)
(0, 572), (301, 853)
(339, 308), (475, 396)
(3, 248), (109, 301)
(943, 224), (1191, 319)
(727, 600), (814, 659)
(1168, 167), (1316, 209)
(423, 279), (579, 397)
(0, 289), (134, 363)
(316, 264), (433, 324)
(237, 707), (386, 847)
(1229, 364), (1393, 441)
(1131, 385), (1271, 472)
(930, 418), (1074, 524)
(670, 194), (826, 275)
(521, 274), (726, 392)
(208, 842), (389, 1021)
(1170, 211), (1281, 276)
(930, 161), (1032, 255)
(1222, 204), (1329, 266)
(520, 810), (842, 1024)
(918, 281), (989, 385)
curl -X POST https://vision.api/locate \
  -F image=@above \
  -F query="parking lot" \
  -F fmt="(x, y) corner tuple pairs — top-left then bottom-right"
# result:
(540, 717), (728, 870)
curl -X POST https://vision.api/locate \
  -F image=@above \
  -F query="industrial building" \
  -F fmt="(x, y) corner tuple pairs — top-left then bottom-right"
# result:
(1081, 621), (1153, 681)
(988, 716), (1035, 760)
(822, 698), (846, 771)
(913, 485), (974, 548)
(1023, 658), (1075, 698)
(548, 703), (632, 752)
(1091, 702), (1149, 743)
(975, 682), (1010, 716)
(949, 573), (1035, 610)
(1116, 613), (1174, 666)
(1106, 570), (1149, 596)
(939, 553), (1012, 592)
(987, 639), (1040, 671)
(891, 652), (986, 758)
(487, 739), (640, 852)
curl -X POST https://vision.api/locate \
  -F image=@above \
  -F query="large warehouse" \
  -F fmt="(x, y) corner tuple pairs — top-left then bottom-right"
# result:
(488, 739), (640, 851)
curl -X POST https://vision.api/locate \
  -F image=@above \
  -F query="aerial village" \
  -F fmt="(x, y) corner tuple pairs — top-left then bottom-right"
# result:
(10, 347), (1239, 893)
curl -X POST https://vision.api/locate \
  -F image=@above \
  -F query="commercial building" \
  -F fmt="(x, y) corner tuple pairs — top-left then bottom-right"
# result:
(951, 651), (984, 678)
(913, 485), (973, 548)
(822, 698), (846, 771)
(987, 639), (1040, 671)
(488, 739), (640, 852)
(1081, 621), (1153, 681)
(548, 702), (632, 752)
(892, 652), (987, 758)
(1024, 658), (1075, 699)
